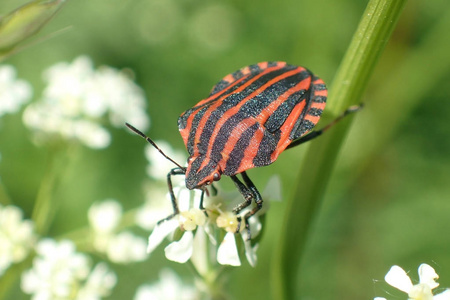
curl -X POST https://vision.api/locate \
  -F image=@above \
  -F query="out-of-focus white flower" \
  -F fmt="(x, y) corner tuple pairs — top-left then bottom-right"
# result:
(134, 268), (198, 300)
(88, 200), (123, 252)
(88, 199), (148, 264)
(88, 200), (122, 235)
(137, 141), (187, 230)
(375, 263), (450, 300)
(145, 142), (186, 181)
(76, 262), (117, 300)
(0, 204), (35, 275)
(106, 231), (148, 264)
(23, 56), (149, 149)
(0, 65), (32, 117)
(21, 239), (116, 300)
(135, 187), (173, 230)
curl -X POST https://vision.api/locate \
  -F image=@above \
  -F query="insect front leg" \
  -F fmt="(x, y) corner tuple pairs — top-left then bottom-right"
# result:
(231, 171), (263, 240)
(157, 167), (185, 225)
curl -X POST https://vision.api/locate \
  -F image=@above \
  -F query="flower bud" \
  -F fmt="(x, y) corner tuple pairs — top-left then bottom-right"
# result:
(0, 0), (65, 56)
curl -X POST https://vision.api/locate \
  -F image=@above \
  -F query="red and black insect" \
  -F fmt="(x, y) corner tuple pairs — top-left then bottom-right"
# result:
(126, 61), (359, 237)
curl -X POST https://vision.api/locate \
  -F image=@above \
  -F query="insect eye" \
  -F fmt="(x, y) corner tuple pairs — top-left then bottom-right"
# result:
(213, 172), (221, 181)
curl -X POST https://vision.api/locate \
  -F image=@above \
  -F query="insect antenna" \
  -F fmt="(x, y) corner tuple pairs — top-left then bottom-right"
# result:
(125, 123), (186, 171)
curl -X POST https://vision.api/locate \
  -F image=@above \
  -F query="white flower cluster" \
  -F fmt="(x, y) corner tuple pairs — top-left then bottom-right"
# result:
(375, 263), (450, 300)
(135, 142), (188, 231)
(88, 200), (148, 264)
(23, 56), (149, 149)
(0, 204), (36, 275)
(0, 65), (32, 117)
(145, 142), (187, 181)
(134, 268), (198, 300)
(21, 239), (117, 300)
(144, 182), (261, 268)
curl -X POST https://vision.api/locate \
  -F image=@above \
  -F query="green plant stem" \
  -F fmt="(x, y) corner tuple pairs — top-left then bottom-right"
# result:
(31, 145), (71, 235)
(340, 4), (450, 189)
(271, 0), (407, 299)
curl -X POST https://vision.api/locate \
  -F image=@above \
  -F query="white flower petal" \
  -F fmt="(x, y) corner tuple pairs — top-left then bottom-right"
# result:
(106, 232), (148, 263)
(243, 237), (258, 268)
(20, 239), (92, 299)
(0, 65), (32, 116)
(76, 263), (117, 299)
(418, 263), (439, 289)
(374, 298), (387, 300)
(0, 205), (35, 275)
(74, 121), (111, 149)
(88, 200), (122, 234)
(434, 289), (450, 300)
(217, 232), (240, 266)
(134, 268), (197, 300)
(164, 231), (193, 263)
(190, 226), (208, 275)
(22, 55), (149, 148)
(177, 188), (193, 212)
(248, 215), (262, 239)
(385, 265), (413, 293)
(134, 284), (160, 300)
(145, 142), (186, 181)
(147, 220), (179, 254)
(408, 283), (433, 299)
(135, 188), (171, 230)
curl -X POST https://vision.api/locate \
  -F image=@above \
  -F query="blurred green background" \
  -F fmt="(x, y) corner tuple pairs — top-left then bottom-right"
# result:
(1, 0), (450, 299)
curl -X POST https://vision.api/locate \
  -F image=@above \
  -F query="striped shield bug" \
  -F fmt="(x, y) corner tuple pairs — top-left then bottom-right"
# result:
(126, 61), (361, 238)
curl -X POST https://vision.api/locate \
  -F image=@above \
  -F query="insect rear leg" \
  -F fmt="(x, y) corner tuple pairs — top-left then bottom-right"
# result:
(157, 167), (185, 225)
(231, 171), (263, 240)
(241, 172), (263, 240)
(286, 104), (363, 149)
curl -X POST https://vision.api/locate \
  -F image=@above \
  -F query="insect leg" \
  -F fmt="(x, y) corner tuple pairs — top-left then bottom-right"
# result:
(241, 172), (263, 240)
(230, 172), (262, 240)
(231, 175), (254, 213)
(198, 188), (209, 217)
(286, 104), (362, 149)
(198, 184), (218, 217)
(230, 174), (252, 234)
(157, 167), (185, 225)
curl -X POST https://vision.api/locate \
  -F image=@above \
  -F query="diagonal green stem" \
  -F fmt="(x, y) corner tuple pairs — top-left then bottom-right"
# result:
(32, 144), (73, 235)
(271, 0), (407, 299)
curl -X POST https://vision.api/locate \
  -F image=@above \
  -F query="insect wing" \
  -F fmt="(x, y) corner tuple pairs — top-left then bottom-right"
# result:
(178, 62), (327, 177)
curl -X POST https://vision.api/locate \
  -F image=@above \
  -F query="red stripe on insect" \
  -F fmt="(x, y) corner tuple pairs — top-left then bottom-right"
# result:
(234, 123), (265, 173)
(271, 101), (308, 160)
(180, 75), (250, 147)
(192, 64), (287, 157)
(198, 67), (305, 170)
(218, 118), (260, 172)
(255, 68), (309, 124)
